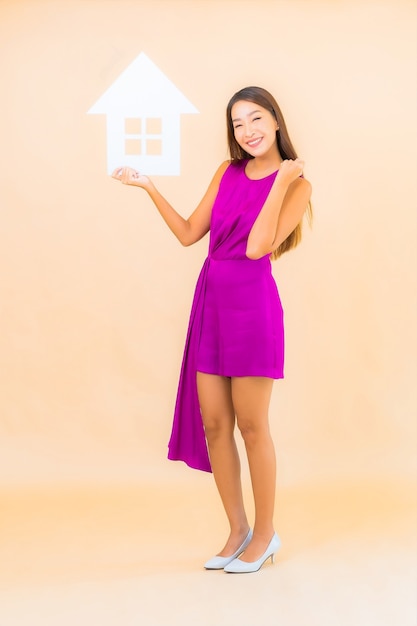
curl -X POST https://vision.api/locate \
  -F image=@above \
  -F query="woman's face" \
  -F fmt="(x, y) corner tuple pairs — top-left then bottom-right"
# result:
(231, 100), (279, 159)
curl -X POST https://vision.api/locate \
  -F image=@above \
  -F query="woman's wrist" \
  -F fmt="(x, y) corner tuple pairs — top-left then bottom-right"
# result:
(273, 174), (291, 194)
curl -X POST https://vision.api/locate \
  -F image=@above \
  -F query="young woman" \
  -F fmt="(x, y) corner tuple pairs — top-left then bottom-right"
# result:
(112, 86), (312, 573)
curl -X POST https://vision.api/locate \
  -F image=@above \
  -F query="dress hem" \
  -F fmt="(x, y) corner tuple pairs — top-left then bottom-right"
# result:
(196, 367), (284, 380)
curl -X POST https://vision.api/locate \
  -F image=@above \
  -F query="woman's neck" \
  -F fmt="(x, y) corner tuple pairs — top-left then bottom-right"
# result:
(246, 154), (282, 177)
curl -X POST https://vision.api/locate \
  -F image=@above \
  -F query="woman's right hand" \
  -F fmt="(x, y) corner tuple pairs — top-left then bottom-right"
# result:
(111, 166), (152, 189)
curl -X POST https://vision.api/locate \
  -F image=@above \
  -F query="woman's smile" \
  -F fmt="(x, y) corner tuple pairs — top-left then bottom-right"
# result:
(247, 137), (263, 148)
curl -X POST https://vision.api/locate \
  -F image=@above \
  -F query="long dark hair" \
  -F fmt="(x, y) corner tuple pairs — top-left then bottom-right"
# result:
(226, 86), (311, 259)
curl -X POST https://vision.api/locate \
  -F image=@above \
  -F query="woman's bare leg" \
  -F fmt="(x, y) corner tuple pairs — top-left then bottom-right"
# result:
(231, 376), (276, 562)
(197, 372), (250, 555)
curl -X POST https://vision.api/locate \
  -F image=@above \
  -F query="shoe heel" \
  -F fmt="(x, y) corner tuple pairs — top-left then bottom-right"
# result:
(224, 532), (281, 574)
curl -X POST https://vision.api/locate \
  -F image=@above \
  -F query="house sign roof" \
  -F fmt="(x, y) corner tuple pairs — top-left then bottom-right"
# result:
(88, 52), (198, 117)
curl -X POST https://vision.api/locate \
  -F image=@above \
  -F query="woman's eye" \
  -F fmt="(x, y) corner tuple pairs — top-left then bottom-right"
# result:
(234, 124), (242, 129)
(253, 117), (261, 122)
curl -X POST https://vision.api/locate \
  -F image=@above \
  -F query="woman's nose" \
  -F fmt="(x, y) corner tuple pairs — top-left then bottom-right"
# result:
(244, 123), (254, 137)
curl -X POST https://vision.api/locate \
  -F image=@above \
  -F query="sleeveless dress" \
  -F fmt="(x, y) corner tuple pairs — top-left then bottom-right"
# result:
(168, 160), (284, 472)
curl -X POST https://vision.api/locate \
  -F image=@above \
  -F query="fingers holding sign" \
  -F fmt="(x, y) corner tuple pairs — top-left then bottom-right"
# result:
(111, 166), (151, 189)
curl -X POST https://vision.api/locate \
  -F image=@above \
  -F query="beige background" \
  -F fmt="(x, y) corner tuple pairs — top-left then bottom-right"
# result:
(0, 1), (416, 625)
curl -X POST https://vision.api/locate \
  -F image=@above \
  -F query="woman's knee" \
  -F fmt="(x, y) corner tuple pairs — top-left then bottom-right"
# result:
(197, 373), (235, 443)
(236, 417), (255, 442)
(202, 412), (234, 444)
(236, 415), (269, 445)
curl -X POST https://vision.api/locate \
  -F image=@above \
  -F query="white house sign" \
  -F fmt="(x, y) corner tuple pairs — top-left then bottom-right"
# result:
(88, 53), (199, 176)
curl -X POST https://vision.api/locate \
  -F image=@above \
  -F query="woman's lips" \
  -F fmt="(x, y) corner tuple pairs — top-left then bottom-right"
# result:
(247, 137), (262, 148)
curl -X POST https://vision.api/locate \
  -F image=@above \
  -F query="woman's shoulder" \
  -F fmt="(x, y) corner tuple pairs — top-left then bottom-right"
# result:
(210, 160), (247, 191)
(217, 159), (247, 178)
(218, 160), (232, 174)
(208, 160), (231, 190)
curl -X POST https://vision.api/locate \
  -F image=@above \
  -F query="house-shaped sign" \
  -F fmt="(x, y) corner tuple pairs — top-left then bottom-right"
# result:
(88, 52), (198, 175)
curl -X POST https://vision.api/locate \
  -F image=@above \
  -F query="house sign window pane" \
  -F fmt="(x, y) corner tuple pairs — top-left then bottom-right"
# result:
(146, 139), (162, 155)
(125, 139), (142, 155)
(125, 118), (142, 134)
(146, 118), (162, 134)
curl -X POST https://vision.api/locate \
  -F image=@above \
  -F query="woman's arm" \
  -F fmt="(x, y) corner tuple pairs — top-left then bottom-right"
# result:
(246, 159), (312, 259)
(111, 161), (229, 246)
(273, 177), (312, 248)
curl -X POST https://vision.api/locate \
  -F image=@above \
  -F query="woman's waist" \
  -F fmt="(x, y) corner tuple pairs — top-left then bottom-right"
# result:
(205, 254), (273, 282)
(208, 253), (271, 265)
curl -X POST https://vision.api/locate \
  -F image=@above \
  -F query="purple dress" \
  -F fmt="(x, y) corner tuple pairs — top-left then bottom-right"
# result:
(168, 160), (284, 472)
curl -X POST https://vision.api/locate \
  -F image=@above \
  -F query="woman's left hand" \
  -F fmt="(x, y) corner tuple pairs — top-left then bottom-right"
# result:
(277, 158), (305, 186)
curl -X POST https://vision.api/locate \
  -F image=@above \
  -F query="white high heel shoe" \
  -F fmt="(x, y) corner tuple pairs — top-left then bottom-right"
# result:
(224, 533), (281, 573)
(204, 529), (253, 570)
